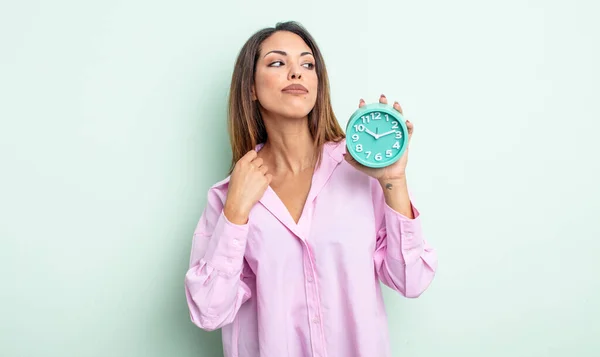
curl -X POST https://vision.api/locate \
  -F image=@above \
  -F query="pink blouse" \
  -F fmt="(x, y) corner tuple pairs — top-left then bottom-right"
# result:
(184, 139), (437, 357)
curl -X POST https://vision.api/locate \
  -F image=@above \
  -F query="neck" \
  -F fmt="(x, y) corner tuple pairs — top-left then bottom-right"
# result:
(260, 113), (316, 175)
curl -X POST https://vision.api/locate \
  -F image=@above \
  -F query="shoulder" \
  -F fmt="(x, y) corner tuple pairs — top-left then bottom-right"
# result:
(205, 175), (231, 206)
(207, 142), (265, 195)
(323, 138), (347, 162)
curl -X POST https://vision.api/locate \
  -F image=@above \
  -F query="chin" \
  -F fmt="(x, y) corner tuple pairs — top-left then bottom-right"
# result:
(284, 97), (316, 117)
(261, 99), (315, 120)
(281, 105), (313, 119)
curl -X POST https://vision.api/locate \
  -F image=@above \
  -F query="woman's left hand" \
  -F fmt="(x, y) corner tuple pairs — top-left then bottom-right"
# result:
(344, 94), (414, 181)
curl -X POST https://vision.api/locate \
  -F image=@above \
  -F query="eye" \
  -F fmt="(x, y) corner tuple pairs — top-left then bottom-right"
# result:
(302, 63), (315, 69)
(269, 60), (284, 67)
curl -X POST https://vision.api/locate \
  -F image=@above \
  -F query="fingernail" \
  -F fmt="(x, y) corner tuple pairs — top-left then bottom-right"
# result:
(381, 94), (386, 98)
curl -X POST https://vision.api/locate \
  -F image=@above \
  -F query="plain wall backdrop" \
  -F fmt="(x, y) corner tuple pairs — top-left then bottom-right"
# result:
(1, 0), (599, 356)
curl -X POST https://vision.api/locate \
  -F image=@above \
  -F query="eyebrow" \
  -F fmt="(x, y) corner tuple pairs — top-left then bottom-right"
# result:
(263, 50), (313, 58)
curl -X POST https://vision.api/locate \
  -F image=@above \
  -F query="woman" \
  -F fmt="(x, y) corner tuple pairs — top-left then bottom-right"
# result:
(184, 21), (437, 357)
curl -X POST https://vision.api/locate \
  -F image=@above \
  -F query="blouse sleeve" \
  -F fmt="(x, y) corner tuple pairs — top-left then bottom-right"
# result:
(371, 178), (438, 298)
(184, 187), (254, 330)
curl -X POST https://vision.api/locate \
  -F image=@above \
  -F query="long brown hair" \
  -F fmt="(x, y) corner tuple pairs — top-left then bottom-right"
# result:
(227, 21), (345, 173)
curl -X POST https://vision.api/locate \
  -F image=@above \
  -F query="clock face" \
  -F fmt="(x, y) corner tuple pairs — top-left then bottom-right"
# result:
(346, 103), (408, 168)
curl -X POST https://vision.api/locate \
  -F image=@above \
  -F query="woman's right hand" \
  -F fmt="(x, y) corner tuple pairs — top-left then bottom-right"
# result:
(223, 150), (272, 225)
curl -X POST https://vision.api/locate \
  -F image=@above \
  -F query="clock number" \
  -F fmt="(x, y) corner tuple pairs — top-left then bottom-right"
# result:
(392, 121), (399, 129)
(352, 134), (360, 142)
(356, 144), (363, 152)
(365, 151), (371, 159)
(354, 124), (365, 132)
(395, 131), (402, 139)
(386, 150), (393, 157)
(373, 112), (381, 120)
(385, 114), (390, 122)
(393, 141), (401, 149)
(375, 153), (382, 161)
(361, 116), (370, 124)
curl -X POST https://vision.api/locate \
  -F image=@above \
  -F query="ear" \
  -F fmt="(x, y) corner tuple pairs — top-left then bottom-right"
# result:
(251, 84), (257, 101)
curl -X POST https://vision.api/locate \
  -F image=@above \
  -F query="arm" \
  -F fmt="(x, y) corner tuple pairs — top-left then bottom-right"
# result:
(184, 188), (253, 331)
(372, 176), (438, 298)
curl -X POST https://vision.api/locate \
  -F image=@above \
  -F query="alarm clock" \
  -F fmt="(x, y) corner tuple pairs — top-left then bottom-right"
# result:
(345, 102), (409, 168)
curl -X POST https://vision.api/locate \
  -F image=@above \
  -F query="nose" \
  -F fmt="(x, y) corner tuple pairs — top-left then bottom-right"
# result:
(288, 64), (302, 80)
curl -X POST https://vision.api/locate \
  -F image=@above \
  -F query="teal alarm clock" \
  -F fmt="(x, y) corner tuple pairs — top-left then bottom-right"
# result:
(346, 102), (409, 168)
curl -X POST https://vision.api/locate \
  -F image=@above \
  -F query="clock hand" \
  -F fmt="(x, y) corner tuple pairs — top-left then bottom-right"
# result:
(364, 128), (380, 139)
(378, 130), (397, 138)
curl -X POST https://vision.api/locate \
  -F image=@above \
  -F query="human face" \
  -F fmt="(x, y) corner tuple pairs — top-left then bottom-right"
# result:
(253, 31), (318, 120)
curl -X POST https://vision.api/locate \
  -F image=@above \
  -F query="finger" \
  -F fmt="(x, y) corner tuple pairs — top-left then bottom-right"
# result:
(393, 101), (403, 115)
(251, 157), (264, 168)
(406, 120), (414, 136)
(344, 153), (369, 173)
(343, 152), (350, 163)
(344, 153), (358, 168)
(240, 150), (258, 163)
(358, 98), (365, 108)
(379, 94), (388, 105)
(259, 165), (268, 175)
(406, 120), (413, 141)
(265, 173), (273, 184)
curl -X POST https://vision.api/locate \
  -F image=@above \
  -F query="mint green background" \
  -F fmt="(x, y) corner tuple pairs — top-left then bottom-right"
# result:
(1, 1), (599, 356)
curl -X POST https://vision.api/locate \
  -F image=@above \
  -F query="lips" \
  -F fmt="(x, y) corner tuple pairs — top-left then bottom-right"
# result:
(282, 83), (308, 94)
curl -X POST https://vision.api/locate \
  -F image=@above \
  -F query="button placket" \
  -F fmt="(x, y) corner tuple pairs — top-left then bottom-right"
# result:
(303, 244), (327, 357)
(299, 200), (328, 357)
